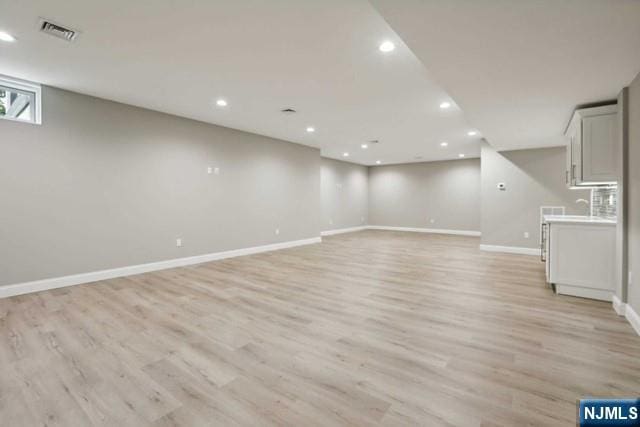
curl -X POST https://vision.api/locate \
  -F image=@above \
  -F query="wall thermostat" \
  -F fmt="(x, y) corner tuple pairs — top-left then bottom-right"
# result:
(497, 182), (506, 191)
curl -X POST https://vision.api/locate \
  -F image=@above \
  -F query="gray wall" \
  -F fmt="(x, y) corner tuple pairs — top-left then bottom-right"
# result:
(628, 71), (640, 313)
(368, 159), (481, 232)
(320, 158), (368, 231)
(481, 142), (590, 249)
(616, 87), (629, 303)
(0, 86), (321, 286)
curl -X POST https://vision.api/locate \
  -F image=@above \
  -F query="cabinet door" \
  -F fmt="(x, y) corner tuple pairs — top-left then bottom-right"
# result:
(582, 113), (617, 183)
(548, 224), (615, 290)
(545, 224), (551, 281)
(571, 121), (582, 185)
(565, 137), (572, 187)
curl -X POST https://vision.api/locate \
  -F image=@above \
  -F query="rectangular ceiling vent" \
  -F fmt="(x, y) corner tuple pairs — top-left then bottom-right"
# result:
(39, 19), (78, 42)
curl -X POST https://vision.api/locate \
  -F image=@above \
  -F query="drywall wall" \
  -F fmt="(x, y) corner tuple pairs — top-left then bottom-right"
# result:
(627, 71), (640, 314)
(481, 142), (590, 250)
(0, 86), (321, 287)
(320, 158), (368, 231)
(368, 159), (480, 232)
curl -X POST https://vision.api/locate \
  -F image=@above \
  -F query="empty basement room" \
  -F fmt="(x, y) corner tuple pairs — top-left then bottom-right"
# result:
(2, 1), (640, 426)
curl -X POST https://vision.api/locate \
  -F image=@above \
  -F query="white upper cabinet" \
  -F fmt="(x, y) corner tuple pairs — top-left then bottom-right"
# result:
(582, 113), (617, 182)
(565, 104), (618, 187)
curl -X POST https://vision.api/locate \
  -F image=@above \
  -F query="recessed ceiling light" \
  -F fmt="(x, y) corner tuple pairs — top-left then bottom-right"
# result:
(0, 31), (16, 42)
(306, 126), (315, 133)
(458, 153), (465, 158)
(467, 130), (478, 136)
(440, 142), (448, 147)
(216, 99), (227, 107)
(343, 152), (350, 157)
(376, 160), (382, 165)
(439, 101), (451, 109)
(379, 41), (395, 52)
(361, 144), (368, 149)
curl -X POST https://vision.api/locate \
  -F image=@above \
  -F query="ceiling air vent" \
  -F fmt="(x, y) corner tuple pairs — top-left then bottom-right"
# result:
(39, 19), (78, 41)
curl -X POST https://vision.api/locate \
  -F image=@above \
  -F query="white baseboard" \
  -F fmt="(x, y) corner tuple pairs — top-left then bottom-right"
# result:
(367, 225), (481, 237)
(625, 303), (640, 336)
(321, 225), (483, 237)
(321, 226), (367, 236)
(610, 295), (640, 336)
(612, 294), (627, 316)
(479, 244), (541, 256)
(0, 237), (322, 299)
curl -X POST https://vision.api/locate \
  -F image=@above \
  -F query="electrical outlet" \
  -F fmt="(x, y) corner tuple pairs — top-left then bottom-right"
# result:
(275, 228), (280, 235)
(430, 219), (435, 224)
(524, 232), (530, 239)
(176, 238), (182, 247)
(214, 167), (220, 175)
(329, 219), (333, 225)
(207, 167), (212, 174)
(361, 216), (365, 223)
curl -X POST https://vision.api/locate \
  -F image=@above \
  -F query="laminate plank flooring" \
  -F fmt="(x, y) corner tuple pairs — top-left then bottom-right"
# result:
(0, 230), (638, 426)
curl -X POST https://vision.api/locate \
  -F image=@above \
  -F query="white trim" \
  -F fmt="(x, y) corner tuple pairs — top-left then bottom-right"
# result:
(479, 244), (541, 256)
(554, 284), (612, 302)
(321, 226), (366, 236)
(0, 237), (321, 299)
(0, 74), (42, 125)
(367, 225), (481, 237)
(612, 294), (627, 316)
(625, 303), (640, 336)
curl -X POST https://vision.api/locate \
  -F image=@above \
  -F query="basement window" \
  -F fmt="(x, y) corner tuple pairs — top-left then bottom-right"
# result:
(0, 75), (42, 124)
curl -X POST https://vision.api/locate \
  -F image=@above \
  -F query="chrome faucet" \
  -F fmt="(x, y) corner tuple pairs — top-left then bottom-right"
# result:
(575, 198), (590, 216)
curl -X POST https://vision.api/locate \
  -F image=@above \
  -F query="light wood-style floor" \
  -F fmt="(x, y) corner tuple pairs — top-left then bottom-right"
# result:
(1, 230), (638, 426)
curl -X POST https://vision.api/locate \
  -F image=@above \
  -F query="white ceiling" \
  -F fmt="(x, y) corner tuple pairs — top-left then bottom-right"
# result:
(0, 0), (481, 165)
(3, 1), (639, 162)
(370, 0), (640, 151)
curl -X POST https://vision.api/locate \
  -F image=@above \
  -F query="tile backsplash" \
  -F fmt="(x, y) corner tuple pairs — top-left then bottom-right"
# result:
(591, 186), (617, 218)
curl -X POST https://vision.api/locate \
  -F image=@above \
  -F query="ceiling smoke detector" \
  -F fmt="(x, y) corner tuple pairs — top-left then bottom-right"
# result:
(39, 19), (79, 41)
(280, 108), (297, 114)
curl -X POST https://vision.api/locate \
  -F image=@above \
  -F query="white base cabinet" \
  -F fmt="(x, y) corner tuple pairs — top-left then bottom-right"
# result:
(545, 220), (615, 301)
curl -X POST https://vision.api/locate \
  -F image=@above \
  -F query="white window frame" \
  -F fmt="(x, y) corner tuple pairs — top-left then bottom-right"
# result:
(0, 74), (42, 125)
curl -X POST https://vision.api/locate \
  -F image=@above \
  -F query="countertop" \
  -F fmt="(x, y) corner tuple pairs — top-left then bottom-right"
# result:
(543, 215), (616, 225)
